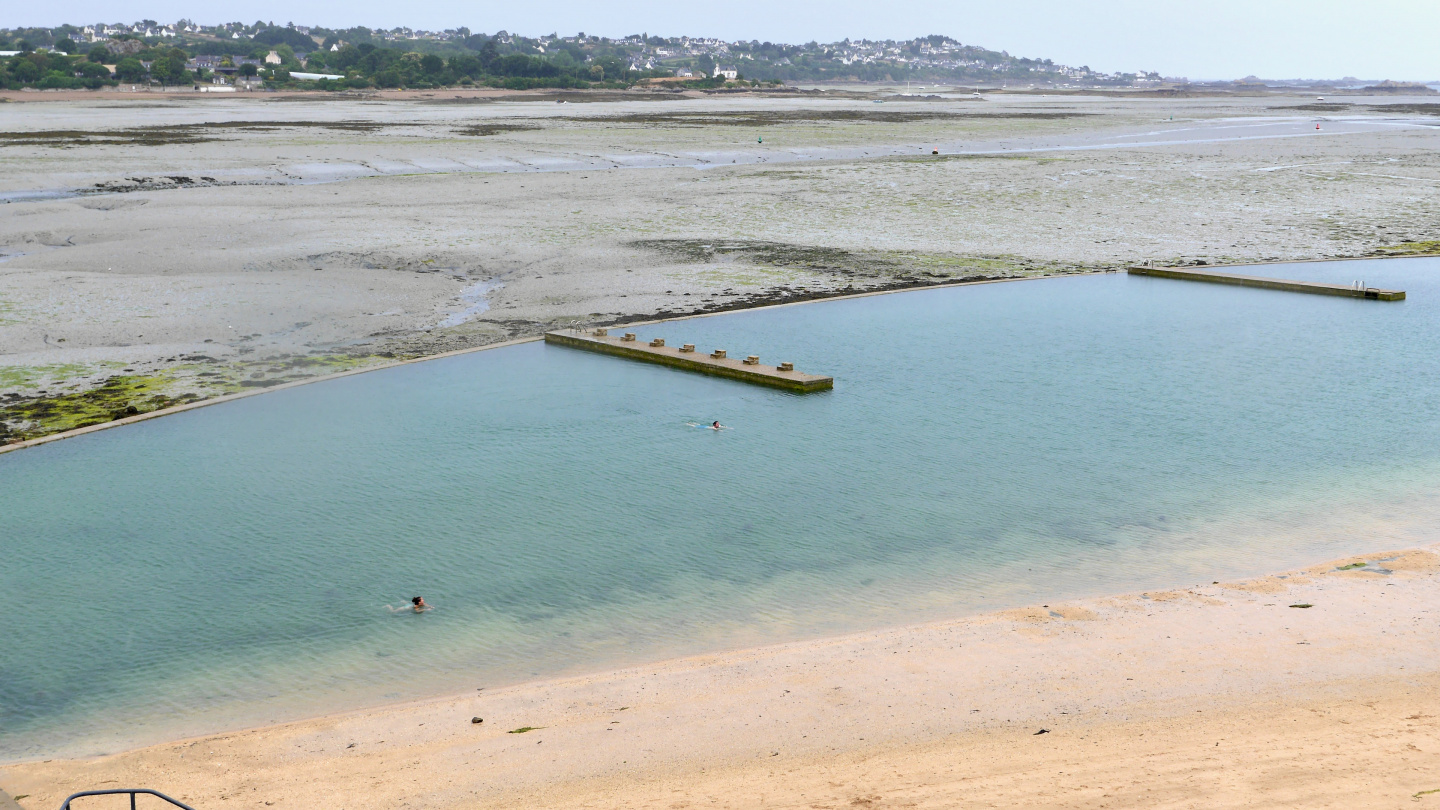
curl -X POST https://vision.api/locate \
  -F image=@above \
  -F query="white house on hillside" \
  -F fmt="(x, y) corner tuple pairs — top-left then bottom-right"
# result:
(714, 64), (738, 80)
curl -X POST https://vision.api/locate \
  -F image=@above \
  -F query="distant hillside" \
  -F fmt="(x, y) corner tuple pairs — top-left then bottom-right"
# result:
(0, 22), (1163, 91)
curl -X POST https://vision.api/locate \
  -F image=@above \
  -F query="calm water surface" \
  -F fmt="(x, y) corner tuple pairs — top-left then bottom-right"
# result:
(4, 258), (1439, 759)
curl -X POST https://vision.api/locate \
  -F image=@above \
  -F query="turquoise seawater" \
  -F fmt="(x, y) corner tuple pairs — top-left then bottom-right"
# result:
(4, 258), (1440, 760)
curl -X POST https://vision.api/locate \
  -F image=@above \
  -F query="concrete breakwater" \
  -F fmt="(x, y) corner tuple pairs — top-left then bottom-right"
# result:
(1127, 265), (1405, 300)
(544, 329), (834, 393)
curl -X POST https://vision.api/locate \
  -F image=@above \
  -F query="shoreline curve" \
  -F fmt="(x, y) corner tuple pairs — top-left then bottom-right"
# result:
(4, 252), (1427, 456)
(3, 542), (1436, 807)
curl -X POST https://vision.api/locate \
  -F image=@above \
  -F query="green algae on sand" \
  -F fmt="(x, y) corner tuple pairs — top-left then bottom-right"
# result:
(0, 374), (200, 441)
(1379, 240), (1440, 257)
(0, 353), (413, 445)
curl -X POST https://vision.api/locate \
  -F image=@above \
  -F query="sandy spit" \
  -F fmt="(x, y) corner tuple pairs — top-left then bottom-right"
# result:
(4, 546), (1437, 809)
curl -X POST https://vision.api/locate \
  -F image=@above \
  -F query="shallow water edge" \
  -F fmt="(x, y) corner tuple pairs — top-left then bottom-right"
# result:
(0, 274), (1056, 456)
(4, 254), (1423, 456)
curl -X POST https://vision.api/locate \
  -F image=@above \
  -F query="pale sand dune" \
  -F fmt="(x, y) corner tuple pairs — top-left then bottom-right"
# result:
(5, 546), (1436, 809)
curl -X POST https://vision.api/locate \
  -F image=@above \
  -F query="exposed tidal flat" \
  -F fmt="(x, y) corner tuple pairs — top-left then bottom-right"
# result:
(3, 257), (1440, 776)
(3, 91), (1440, 441)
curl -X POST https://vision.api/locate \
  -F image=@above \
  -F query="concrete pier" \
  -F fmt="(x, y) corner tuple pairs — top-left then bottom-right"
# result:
(544, 329), (833, 393)
(1128, 265), (1404, 300)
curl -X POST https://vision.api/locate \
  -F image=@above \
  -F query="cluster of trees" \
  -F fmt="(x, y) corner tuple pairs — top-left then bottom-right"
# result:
(0, 47), (116, 89)
(289, 40), (642, 89)
(0, 28), (60, 51)
(0, 36), (688, 91)
(279, 38), (769, 90)
(720, 37), (1070, 84)
(0, 39), (273, 89)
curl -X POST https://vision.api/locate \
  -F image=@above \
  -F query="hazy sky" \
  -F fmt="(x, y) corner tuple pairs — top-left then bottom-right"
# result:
(17, 0), (1440, 80)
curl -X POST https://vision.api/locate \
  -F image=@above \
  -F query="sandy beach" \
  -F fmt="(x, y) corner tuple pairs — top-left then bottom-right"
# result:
(5, 545), (1436, 809)
(3, 90), (1439, 441)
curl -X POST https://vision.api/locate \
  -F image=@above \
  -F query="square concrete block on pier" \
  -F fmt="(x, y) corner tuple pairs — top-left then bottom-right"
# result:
(544, 331), (832, 393)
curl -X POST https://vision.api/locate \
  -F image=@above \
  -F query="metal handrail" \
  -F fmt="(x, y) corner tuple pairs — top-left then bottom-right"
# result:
(59, 789), (198, 810)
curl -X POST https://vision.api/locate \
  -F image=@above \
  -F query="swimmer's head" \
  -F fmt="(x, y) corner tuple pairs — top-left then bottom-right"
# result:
(412, 596), (423, 605)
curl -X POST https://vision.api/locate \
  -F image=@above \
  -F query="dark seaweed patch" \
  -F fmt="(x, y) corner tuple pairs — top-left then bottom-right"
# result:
(1280, 103), (1353, 112)
(427, 91), (698, 105)
(0, 120), (426, 148)
(89, 176), (225, 193)
(1281, 102), (1440, 116)
(0, 375), (200, 441)
(452, 123), (542, 137)
(632, 238), (896, 275)
(0, 128), (222, 147)
(627, 238), (1087, 283)
(1367, 103), (1440, 115)
(890, 152), (1054, 163)
(571, 110), (1090, 127)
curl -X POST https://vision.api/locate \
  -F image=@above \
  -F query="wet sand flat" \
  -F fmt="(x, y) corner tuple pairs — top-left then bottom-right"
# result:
(2, 91), (1439, 441)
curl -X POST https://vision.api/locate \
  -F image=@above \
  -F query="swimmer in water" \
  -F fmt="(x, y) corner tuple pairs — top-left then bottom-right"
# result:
(387, 596), (432, 613)
(711, 421), (723, 430)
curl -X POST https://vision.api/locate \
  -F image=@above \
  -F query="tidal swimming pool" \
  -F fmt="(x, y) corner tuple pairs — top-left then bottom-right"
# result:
(4, 257), (1439, 760)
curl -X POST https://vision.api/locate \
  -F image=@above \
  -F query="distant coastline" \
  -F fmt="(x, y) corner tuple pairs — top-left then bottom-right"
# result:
(0, 26), (1164, 92)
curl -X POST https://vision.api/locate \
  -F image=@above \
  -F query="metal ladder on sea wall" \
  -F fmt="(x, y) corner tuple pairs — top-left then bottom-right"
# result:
(60, 789), (198, 810)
